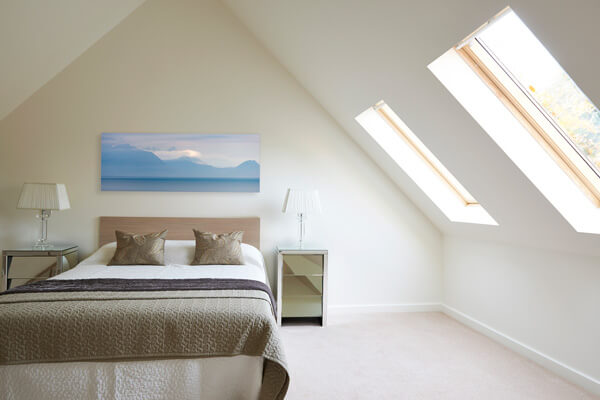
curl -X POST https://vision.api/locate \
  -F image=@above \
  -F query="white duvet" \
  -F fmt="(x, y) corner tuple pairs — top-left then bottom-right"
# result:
(1, 241), (269, 400)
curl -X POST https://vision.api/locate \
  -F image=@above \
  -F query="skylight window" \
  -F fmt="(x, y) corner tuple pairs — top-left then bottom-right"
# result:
(429, 7), (600, 233)
(355, 101), (497, 225)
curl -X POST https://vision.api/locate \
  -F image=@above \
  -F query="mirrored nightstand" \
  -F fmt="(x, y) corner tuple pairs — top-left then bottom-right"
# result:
(1, 244), (79, 291)
(277, 245), (328, 327)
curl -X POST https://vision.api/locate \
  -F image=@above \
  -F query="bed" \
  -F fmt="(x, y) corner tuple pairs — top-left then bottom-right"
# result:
(0, 217), (289, 400)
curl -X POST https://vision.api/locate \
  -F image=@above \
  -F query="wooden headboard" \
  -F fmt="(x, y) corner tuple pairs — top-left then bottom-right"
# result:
(99, 217), (260, 248)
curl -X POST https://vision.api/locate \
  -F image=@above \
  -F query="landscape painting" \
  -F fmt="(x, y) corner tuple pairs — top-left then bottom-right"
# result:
(101, 133), (260, 192)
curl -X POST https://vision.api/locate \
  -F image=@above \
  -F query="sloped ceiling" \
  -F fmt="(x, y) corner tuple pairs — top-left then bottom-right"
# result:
(0, 0), (146, 120)
(224, 0), (600, 255)
(2, 0), (600, 255)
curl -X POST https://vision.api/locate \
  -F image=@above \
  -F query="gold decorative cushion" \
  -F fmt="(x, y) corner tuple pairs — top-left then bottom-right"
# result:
(108, 230), (168, 266)
(191, 230), (244, 265)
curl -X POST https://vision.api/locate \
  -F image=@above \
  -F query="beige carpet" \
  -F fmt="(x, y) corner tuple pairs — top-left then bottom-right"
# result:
(280, 312), (597, 400)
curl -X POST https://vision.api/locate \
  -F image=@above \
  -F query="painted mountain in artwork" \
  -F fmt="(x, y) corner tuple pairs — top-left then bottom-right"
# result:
(101, 143), (259, 179)
(100, 133), (260, 192)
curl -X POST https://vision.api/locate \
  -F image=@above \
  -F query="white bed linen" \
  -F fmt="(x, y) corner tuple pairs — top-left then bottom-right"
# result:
(53, 240), (269, 284)
(3, 357), (263, 400)
(1, 241), (269, 400)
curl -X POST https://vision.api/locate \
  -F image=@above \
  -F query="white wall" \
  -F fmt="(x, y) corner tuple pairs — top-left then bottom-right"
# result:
(443, 237), (600, 390)
(0, 0), (442, 307)
(0, 0), (145, 120)
(225, 0), (600, 392)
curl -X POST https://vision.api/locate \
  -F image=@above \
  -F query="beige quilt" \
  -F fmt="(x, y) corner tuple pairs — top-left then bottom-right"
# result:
(0, 288), (289, 400)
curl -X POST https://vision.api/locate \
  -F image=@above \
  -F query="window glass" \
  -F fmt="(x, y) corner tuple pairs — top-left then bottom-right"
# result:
(477, 11), (600, 175)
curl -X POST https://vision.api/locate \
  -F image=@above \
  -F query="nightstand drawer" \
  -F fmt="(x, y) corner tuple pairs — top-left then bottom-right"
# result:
(282, 296), (322, 317)
(282, 254), (323, 275)
(282, 275), (323, 296)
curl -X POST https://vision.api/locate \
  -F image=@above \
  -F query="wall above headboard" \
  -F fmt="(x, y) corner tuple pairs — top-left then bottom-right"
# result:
(0, 0), (441, 311)
(99, 216), (260, 248)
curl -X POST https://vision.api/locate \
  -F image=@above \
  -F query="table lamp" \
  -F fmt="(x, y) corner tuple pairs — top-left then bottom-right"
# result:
(17, 183), (70, 249)
(282, 188), (321, 247)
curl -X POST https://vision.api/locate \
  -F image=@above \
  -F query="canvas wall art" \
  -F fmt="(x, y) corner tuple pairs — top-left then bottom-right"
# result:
(101, 133), (260, 192)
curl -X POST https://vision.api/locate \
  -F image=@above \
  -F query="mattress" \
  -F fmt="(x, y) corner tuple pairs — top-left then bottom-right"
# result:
(0, 241), (273, 400)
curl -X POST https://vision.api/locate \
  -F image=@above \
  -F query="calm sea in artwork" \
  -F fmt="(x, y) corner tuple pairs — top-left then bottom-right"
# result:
(101, 177), (259, 192)
(101, 133), (260, 192)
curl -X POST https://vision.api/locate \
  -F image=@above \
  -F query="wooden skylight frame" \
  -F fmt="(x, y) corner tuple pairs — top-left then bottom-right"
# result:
(454, 7), (600, 207)
(356, 101), (497, 225)
(373, 101), (479, 206)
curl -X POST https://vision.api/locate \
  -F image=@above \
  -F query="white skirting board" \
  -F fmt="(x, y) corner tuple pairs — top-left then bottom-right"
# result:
(328, 303), (441, 314)
(327, 303), (599, 396)
(441, 304), (600, 397)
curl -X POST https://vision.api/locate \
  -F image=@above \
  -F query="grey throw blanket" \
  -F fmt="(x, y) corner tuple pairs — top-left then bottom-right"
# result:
(2, 278), (277, 315)
(0, 278), (288, 400)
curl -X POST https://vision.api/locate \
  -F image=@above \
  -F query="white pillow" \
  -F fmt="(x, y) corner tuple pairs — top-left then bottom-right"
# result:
(164, 240), (196, 265)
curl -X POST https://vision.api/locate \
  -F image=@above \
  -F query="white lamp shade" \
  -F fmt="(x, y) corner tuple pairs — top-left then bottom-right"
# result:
(282, 189), (322, 214)
(17, 183), (70, 210)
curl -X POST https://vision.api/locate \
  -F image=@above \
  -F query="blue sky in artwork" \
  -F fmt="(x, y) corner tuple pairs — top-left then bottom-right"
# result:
(101, 133), (260, 180)
(102, 133), (259, 168)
